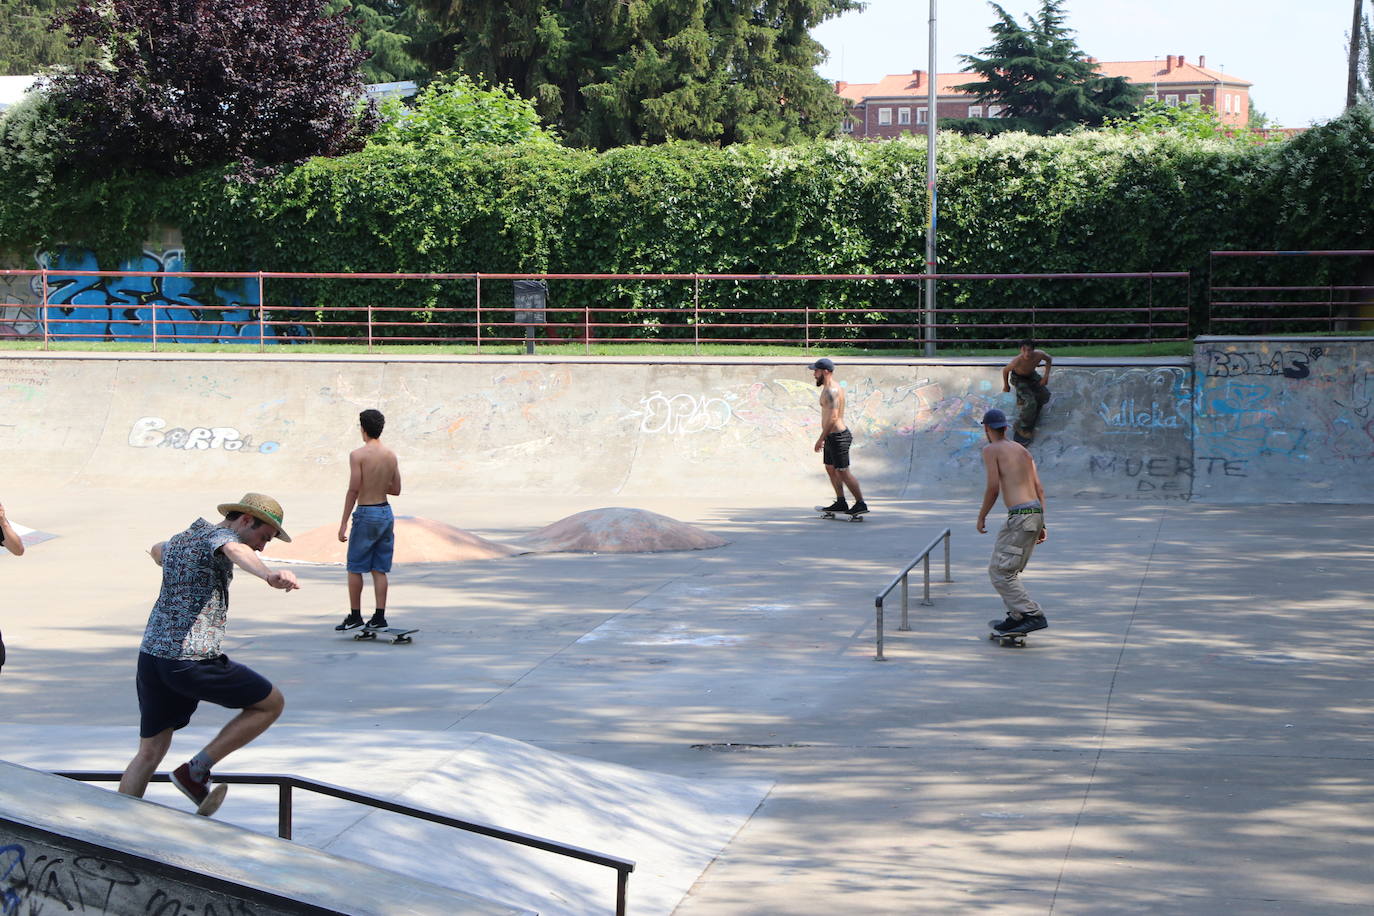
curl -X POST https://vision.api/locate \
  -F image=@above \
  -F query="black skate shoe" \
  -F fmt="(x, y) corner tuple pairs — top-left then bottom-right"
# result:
(335, 612), (365, 631)
(820, 497), (849, 513)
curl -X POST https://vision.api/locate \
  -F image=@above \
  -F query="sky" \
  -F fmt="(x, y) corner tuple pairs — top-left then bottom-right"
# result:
(811, 0), (1355, 128)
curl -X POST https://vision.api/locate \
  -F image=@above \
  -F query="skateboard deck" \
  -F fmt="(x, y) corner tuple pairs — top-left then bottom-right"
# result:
(352, 626), (418, 644)
(815, 505), (866, 522)
(988, 629), (1030, 647)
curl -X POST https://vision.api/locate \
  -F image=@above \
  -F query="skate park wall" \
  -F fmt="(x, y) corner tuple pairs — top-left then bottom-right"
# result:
(1, 338), (1369, 503)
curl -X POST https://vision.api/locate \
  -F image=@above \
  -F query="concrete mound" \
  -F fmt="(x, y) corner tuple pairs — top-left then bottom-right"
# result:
(522, 507), (727, 554)
(266, 516), (525, 565)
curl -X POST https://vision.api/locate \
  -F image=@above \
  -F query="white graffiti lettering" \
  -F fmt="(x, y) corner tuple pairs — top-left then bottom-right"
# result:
(128, 416), (279, 454)
(638, 392), (733, 435)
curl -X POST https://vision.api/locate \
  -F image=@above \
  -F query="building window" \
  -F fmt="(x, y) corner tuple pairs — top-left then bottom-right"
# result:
(917, 107), (928, 125)
(878, 107), (892, 125)
(1224, 94), (1232, 113)
(841, 119), (854, 134)
(1165, 94), (1179, 106)
(968, 105), (983, 117)
(897, 107), (911, 125)
(987, 104), (1004, 117)
(1186, 93), (1201, 105)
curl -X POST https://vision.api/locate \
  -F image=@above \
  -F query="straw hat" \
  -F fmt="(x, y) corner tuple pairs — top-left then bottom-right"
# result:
(216, 492), (292, 542)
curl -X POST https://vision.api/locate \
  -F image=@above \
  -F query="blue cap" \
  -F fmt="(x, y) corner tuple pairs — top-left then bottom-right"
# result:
(809, 358), (835, 371)
(981, 408), (1009, 429)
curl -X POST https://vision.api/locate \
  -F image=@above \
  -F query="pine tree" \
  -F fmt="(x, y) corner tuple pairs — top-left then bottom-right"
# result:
(413, 0), (859, 149)
(949, 0), (1141, 134)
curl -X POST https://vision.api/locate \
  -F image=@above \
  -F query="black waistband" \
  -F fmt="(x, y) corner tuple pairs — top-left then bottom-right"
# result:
(358, 501), (389, 508)
(1008, 506), (1043, 515)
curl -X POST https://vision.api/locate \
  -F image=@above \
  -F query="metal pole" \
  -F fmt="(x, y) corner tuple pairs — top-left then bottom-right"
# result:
(923, 0), (938, 356)
(875, 599), (886, 661)
(694, 275), (700, 354)
(922, 553), (932, 605)
(40, 269), (49, 350)
(257, 273), (266, 351)
(944, 530), (951, 582)
(475, 274), (481, 350)
(899, 574), (910, 631)
(278, 782), (293, 840)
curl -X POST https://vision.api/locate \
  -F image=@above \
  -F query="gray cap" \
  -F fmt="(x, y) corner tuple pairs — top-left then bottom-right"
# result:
(981, 408), (1009, 429)
(809, 357), (836, 371)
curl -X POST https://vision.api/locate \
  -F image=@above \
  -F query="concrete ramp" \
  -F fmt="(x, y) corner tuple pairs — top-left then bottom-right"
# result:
(0, 759), (524, 915)
(4, 339), (1373, 503)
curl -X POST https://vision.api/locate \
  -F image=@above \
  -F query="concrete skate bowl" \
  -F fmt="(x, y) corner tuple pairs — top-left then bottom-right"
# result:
(265, 516), (526, 565)
(520, 507), (728, 554)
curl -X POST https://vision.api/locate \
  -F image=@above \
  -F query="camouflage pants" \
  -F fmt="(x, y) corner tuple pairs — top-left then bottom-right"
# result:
(1012, 373), (1051, 432)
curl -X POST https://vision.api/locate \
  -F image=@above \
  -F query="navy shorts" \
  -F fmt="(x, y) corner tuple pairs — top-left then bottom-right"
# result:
(0, 629), (6, 673)
(822, 429), (853, 469)
(347, 503), (395, 574)
(136, 651), (273, 738)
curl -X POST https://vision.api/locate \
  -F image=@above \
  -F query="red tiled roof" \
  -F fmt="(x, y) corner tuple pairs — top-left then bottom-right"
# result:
(837, 57), (1251, 101)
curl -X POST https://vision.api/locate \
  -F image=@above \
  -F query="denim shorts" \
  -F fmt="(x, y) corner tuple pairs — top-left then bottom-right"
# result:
(136, 651), (273, 738)
(347, 503), (395, 574)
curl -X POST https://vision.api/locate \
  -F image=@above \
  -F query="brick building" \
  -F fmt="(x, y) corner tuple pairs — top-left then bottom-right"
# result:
(836, 55), (1253, 138)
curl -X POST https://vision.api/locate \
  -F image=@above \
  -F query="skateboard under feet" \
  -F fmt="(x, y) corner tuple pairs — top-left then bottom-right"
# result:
(815, 505), (867, 522)
(351, 626), (418, 644)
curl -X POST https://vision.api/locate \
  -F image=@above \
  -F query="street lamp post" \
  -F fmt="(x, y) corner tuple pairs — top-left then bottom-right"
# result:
(923, 0), (938, 356)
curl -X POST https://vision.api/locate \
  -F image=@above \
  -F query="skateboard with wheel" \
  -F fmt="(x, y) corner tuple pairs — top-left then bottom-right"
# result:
(988, 629), (1030, 647)
(352, 626), (418, 645)
(815, 505), (866, 522)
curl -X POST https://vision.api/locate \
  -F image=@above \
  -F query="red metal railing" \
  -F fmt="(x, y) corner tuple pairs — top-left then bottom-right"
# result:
(1208, 250), (1374, 334)
(0, 268), (1191, 351)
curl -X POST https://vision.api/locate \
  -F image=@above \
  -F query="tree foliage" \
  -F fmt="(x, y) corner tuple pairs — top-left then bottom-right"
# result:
(45, 0), (378, 176)
(0, 0), (91, 74)
(951, 0), (1141, 134)
(411, 0), (859, 148)
(325, 0), (442, 84)
(369, 73), (557, 148)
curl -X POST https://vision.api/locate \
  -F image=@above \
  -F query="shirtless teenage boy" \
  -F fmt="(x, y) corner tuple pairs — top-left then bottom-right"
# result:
(336, 409), (402, 631)
(1001, 339), (1053, 445)
(976, 408), (1049, 637)
(811, 358), (868, 517)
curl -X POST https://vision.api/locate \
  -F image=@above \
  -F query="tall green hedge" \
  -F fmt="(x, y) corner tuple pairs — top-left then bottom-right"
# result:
(4, 107), (1374, 343)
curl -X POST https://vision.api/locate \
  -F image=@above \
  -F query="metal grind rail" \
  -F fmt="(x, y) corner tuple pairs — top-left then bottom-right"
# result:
(873, 528), (952, 661)
(54, 770), (635, 915)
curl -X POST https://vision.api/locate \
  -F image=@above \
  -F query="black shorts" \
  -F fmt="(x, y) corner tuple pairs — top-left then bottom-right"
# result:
(0, 629), (5, 673)
(136, 651), (273, 739)
(822, 429), (853, 469)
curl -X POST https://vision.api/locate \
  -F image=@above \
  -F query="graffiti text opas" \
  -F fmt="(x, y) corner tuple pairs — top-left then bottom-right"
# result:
(129, 417), (280, 454)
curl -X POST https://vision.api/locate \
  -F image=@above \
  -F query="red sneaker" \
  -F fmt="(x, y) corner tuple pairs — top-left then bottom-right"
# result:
(171, 762), (228, 816)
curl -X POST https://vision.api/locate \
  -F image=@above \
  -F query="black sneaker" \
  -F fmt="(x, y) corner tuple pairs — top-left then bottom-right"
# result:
(847, 500), (869, 516)
(335, 613), (365, 631)
(821, 498), (849, 513)
(989, 615), (1019, 633)
(1003, 614), (1048, 636)
(365, 615), (388, 630)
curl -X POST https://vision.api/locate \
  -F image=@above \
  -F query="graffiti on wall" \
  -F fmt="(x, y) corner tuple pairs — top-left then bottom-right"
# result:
(1196, 345), (1374, 465)
(31, 247), (309, 344)
(1, 840), (266, 915)
(129, 416), (280, 454)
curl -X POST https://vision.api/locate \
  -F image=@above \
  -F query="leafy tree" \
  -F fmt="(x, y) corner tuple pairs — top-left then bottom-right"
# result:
(950, 0), (1142, 134)
(412, 0), (859, 149)
(0, 0), (92, 74)
(325, 0), (442, 84)
(1104, 99), (1279, 146)
(45, 0), (378, 176)
(369, 73), (557, 147)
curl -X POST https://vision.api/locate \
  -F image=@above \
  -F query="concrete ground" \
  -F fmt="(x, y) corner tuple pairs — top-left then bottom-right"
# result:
(2, 488), (1372, 913)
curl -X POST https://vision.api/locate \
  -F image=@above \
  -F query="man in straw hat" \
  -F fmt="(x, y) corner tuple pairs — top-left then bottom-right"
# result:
(118, 493), (300, 816)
